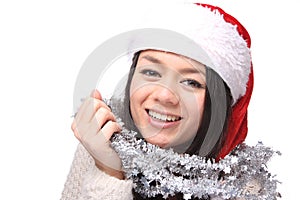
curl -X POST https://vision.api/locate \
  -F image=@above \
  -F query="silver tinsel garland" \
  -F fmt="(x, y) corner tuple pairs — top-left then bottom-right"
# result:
(110, 120), (281, 200)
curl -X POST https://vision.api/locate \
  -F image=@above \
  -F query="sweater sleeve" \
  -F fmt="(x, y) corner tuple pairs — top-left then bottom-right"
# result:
(61, 143), (133, 200)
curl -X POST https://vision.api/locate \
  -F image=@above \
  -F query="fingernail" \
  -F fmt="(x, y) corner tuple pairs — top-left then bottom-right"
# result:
(118, 124), (122, 131)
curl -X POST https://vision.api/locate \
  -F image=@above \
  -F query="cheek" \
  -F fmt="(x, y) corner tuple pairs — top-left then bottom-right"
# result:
(129, 77), (142, 107)
(129, 80), (153, 122)
(183, 92), (205, 119)
(129, 88), (143, 117)
(196, 94), (206, 117)
(181, 93), (205, 135)
(174, 92), (205, 142)
(129, 75), (147, 101)
(130, 82), (150, 106)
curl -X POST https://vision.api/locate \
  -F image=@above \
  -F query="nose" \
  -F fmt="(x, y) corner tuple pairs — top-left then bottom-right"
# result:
(152, 84), (179, 106)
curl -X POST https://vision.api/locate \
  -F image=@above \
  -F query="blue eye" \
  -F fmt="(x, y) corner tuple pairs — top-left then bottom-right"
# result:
(181, 79), (204, 89)
(140, 69), (161, 77)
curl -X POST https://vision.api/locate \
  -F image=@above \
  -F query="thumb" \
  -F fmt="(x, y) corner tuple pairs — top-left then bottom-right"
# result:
(90, 89), (102, 100)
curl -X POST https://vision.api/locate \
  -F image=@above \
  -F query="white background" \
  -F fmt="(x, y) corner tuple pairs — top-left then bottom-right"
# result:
(0, 0), (299, 199)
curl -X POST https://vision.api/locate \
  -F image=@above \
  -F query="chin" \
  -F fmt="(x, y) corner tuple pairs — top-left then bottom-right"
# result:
(145, 137), (169, 148)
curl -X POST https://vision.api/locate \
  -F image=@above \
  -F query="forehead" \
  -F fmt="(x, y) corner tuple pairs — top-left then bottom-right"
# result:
(138, 50), (206, 75)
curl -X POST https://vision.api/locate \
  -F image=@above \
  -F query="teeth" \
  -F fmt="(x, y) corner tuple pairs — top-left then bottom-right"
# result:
(148, 110), (180, 122)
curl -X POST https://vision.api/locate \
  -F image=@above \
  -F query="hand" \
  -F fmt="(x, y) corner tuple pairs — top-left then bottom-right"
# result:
(71, 90), (124, 179)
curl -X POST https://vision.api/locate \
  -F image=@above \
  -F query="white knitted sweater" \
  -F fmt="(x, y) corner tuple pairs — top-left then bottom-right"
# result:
(61, 143), (133, 200)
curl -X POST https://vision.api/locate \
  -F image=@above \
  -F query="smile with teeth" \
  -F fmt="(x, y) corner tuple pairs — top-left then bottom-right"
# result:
(147, 109), (182, 122)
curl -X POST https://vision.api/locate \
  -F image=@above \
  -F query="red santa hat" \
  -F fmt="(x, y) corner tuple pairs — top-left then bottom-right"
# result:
(196, 4), (254, 159)
(130, 3), (253, 158)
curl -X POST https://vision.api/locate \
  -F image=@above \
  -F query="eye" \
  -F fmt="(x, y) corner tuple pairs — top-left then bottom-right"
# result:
(181, 79), (205, 89)
(140, 69), (161, 78)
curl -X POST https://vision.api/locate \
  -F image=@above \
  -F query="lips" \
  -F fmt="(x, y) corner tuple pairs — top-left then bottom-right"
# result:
(146, 109), (182, 122)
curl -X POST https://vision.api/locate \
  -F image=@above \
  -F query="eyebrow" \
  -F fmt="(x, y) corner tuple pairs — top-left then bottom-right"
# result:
(179, 67), (205, 75)
(141, 55), (163, 64)
(141, 54), (206, 76)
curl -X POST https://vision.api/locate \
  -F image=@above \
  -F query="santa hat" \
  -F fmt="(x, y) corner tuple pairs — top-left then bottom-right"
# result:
(196, 4), (254, 159)
(131, 3), (254, 158)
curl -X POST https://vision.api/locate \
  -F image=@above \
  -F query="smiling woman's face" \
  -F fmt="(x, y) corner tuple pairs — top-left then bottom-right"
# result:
(129, 50), (206, 149)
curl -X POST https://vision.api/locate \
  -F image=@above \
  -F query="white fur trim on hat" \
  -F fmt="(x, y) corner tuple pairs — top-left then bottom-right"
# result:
(132, 3), (251, 104)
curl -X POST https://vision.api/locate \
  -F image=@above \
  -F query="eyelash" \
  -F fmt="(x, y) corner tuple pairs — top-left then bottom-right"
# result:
(140, 69), (204, 89)
(180, 79), (204, 89)
(140, 69), (161, 77)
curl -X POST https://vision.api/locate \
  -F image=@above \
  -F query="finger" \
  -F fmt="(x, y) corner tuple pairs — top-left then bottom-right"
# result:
(90, 89), (102, 100)
(76, 107), (117, 142)
(71, 120), (79, 139)
(74, 89), (104, 122)
(73, 96), (90, 121)
(100, 120), (122, 141)
(88, 131), (122, 171)
(71, 119), (91, 141)
(77, 97), (111, 122)
(90, 107), (117, 132)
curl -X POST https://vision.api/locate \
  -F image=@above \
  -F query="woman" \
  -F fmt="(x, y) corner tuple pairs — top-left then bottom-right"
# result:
(61, 3), (279, 200)
(122, 50), (231, 158)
